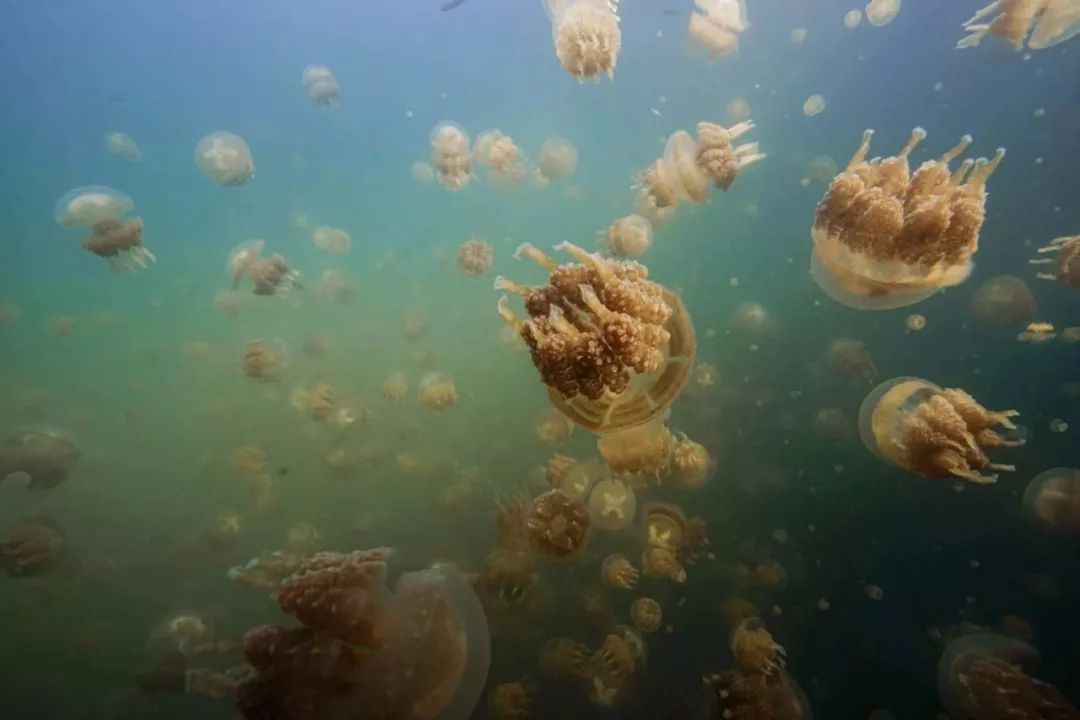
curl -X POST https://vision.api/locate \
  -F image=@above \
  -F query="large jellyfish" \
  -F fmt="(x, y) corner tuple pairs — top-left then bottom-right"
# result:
(957, 0), (1080, 51)
(227, 240), (299, 296)
(495, 242), (696, 434)
(688, 0), (750, 59)
(859, 377), (1023, 484)
(105, 131), (142, 160)
(53, 186), (154, 271)
(937, 633), (1078, 719)
(430, 122), (473, 191)
(971, 275), (1038, 326)
(0, 428), (80, 490)
(195, 131), (254, 186)
(302, 65), (340, 106)
(0, 517), (66, 576)
(811, 128), (1004, 309)
(543, 0), (622, 82)
(1022, 467), (1080, 536)
(1030, 234), (1080, 288)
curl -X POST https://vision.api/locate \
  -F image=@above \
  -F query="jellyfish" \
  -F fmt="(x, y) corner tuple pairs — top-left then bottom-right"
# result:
(0, 428), (80, 491)
(241, 339), (287, 381)
(430, 122), (473, 191)
(285, 522), (322, 554)
(302, 65), (340, 106)
(496, 242), (696, 433)
(105, 131), (141, 160)
(535, 408), (573, 446)
(382, 371), (409, 402)
(195, 131), (254, 186)
(601, 553), (640, 589)
(419, 372), (457, 413)
(1017, 321), (1057, 343)
(937, 633), (1078, 720)
(79, 217), (155, 271)
(312, 225), (351, 254)
(811, 128), (1005, 310)
(688, 0), (750, 59)
(291, 383), (335, 421)
(473, 130), (527, 187)
(412, 161), (436, 184)
(54, 186), (134, 229)
(826, 338), (878, 383)
(644, 502), (688, 551)
(802, 94), (827, 117)
(200, 511), (242, 552)
(971, 275), (1038, 326)
(537, 138), (578, 182)
(597, 419), (676, 478)
(1023, 467), (1080, 536)
(731, 617), (787, 676)
(906, 313), (926, 331)
(495, 491), (533, 552)
(555, 456), (603, 500)
(403, 312), (428, 340)
(546, 453), (577, 488)
(458, 237), (495, 276)
(602, 214), (654, 258)
(791, 27), (808, 43)
(227, 240), (299, 297)
(0, 517), (65, 576)
(859, 377), (1023, 484)
(642, 545), (686, 583)
(480, 549), (536, 606)
(958, 0), (1080, 50)
(803, 156), (839, 187)
(690, 361), (720, 394)
(543, 0), (622, 82)
(751, 559), (788, 590)
(526, 489), (590, 558)
(844, 9), (863, 27)
(590, 633), (636, 705)
(1030, 235), (1080, 288)
(233, 445), (267, 475)
(727, 97), (752, 124)
(668, 434), (713, 488)
(812, 407), (853, 442)
(487, 682), (532, 720)
(704, 668), (812, 720)
(865, 0), (901, 26)
(588, 478), (638, 531)
(631, 597), (663, 633)
(539, 638), (593, 679)
(145, 610), (222, 665)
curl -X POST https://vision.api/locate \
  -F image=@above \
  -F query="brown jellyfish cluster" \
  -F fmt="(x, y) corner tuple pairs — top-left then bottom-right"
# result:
(688, 0), (750, 59)
(241, 339), (287, 381)
(525, 489), (591, 558)
(957, 0), (1080, 51)
(0, 428), (80, 491)
(430, 122), (473, 191)
(635, 119), (765, 226)
(457, 237), (495, 276)
(1031, 234), (1080, 288)
(602, 214), (654, 258)
(544, 0), (622, 82)
(227, 240), (300, 297)
(971, 275), (1039, 326)
(0, 518), (66, 576)
(859, 377), (1024, 484)
(473, 130), (527, 187)
(79, 217), (155, 270)
(812, 127), (1004, 310)
(496, 242), (695, 433)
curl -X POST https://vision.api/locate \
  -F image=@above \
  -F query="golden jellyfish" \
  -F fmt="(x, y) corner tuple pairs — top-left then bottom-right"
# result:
(544, 0), (622, 82)
(285, 521), (321, 554)
(194, 131), (254, 186)
(602, 214), (654, 258)
(668, 434), (714, 488)
(457, 237), (495, 276)
(241, 338), (286, 381)
(105, 131), (141, 160)
(537, 138), (578, 182)
(382, 371), (408, 401)
(412, 161), (436, 184)
(403, 312), (428, 340)
(1023, 467), (1080, 535)
(1030, 234), (1080, 288)
(301, 65), (340, 106)
(590, 633), (637, 705)
(233, 446), (267, 475)
(0, 428), (80, 491)
(803, 156), (839, 188)
(704, 668), (812, 720)
(906, 313), (926, 331)
(727, 97), (752, 124)
(527, 489), (590, 558)
(731, 300), (770, 336)
(865, 0), (901, 26)
(958, 0), (1080, 50)
(731, 617), (787, 676)
(200, 511), (242, 552)
(535, 408), (574, 446)
(811, 128), (1005, 310)
(419, 371), (457, 413)
(688, 0), (750, 59)
(430, 122), (473, 191)
(588, 477), (637, 531)
(971, 275), (1038, 326)
(751, 559), (788, 590)
(312, 225), (350, 254)
(481, 549), (536, 606)
(555, 456), (603, 499)
(802, 94), (827, 117)
(597, 418), (676, 477)
(546, 453), (577, 487)
(642, 545), (686, 582)
(601, 553), (640, 589)
(227, 240), (300, 296)
(844, 9), (863, 27)
(631, 597), (663, 633)
(54, 186), (155, 270)
(826, 338), (878, 382)
(1017, 321), (1056, 343)
(0, 517), (66, 576)
(495, 242), (696, 433)
(859, 377), (1024, 484)
(539, 638), (593, 679)
(54, 185), (133, 228)
(215, 290), (241, 315)
(473, 130), (526, 187)
(487, 682), (532, 720)
(291, 382), (335, 421)
(937, 633), (1078, 720)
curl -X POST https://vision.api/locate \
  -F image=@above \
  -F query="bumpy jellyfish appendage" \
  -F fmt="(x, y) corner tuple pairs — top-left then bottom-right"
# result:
(546, 0), (622, 82)
(495, 242), (695, 434)
(859, 377), (1023, 484)
(812, 128), (1004, 310)
(703, 668), (812, 720)
(79, 217), (156, 271)
(1031, 235), (1080, 288)
(937, 633), (1079, 720)
(957, 0), (1080, 50)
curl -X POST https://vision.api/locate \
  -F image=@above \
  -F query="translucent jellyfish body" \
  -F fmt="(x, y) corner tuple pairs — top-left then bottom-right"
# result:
(480, 549), (536, 606)
(667, 434), (713, 488)
(826, 338), (878, 382)
(1023, 467), (1080, 535)
(630, 597), (662, 632)
(473, 130), (526, 188)
(555, 457), (603, 500)
(937, 633), (1078, 720)
(1031, 234), (1080, 288)
(227, 240), (299, 296)
(812, 128), (1004, 309)
(731, 617), (787, 676)
(195, 131), (254, 186)
(587, 477), (637, 531)
(859, 377), (1023, 484)
(590, 633), (636, 705)
(419, 372), (457, 413)
(958, 0), (1080, 50)
(971, 275), (1038, 326)
(597, 419), (675, 477)
(458, 237), (494, 276)
(54, 186), (134, 229)
(537, 138), (578, 182)
(536, 408), (574, 445)
(526, 489), (590, 558)
(0, 517), (65, 576)
(688, 0), (750, 59)
(544, 0), (622, 82)
(802, 94), (827, 117)
(241, 338), (287, 381)
(312, 225), (350, 254)
(105, 131), (141, 160)
(382, 371), (409, 401)
(0, 428), (80, 491)
(302, 65), (340, 106)
(496, 242), (696, 434)
(865, 0), (901, 26)
(603, 214), (653, 258)
(601, 553), (639, 589)
(430, 122), (473, 191)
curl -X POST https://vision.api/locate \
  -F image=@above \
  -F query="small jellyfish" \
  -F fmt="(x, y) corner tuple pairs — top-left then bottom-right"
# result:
(802, 94), (827, 117)
(241, 339), (287, 381)
(473, 130), (527, 187)
(546, 453), (577, 488)
(195, 131), (254, 186)
(526, 489), (590, 558)
(487, 682), (532, 720)
(690, 361), (719, 394)
(601, 553), (640, 589)
(812, 128), (1004, 309)
(859, 377), (1023, 484)
(233, 446), (267, 475)
(727, 97), (752, 123)
(430, 122), (473, 191)
(312, 225), (351, 254)
(1017, 321), (1057, 343)
(865, 0), (901, 26)
(597, 419), (676, 478)
(906, 313), (926, 331)
(688, 0), (750, 59)
(544, 0), (622, 81)
(291, 383), (335, 421)
(314, 269), (356, 304)
(971, 275), (1038, 326)
(285, 521), (321, 554)
(419, 372), (457, 413)
(642, 545), (686, 582)
(555, 456), (603, 499)
(631, 597), (663, 633)
(105, 131), (141, 160)
(480, 549), (536, 606)
(731, 301), (770, 336)
(539, 638), (593, 679)
(958, 0), (1080, 50)
(54, 185), (134, 229)
(537, 138), (578, 182)
(0, 518), (65, 576)
(667, 434), (713, 489)
(751, 559), (788, 590)
(227, 240), (300, 296)
(535, 407), (574, 445)
(0, 302), (21, 326)
(803, 156), (839, 187)
(458, 237), (494, 276)
(813, 407), (853, 442)
(1023, 467), (1080, 536)
(412, 161), (436, 184)
(731, 617), (787, 676)
(826, 338), (878, 383)
(587, 477), (637, 531)
(602, 214), (654, 258)
(1030, 235), (1080, 288)
(844, 9), (863, 27)
(590, 633), (636, 705)
(301, 65), (340, 106)
(215, 290), (241, 316)
(863, 583), (885, 600)
(382, 371), (408, 402)
(200, 511), (242, 552)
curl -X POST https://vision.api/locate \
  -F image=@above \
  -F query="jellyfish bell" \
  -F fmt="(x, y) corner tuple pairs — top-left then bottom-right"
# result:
(802, 94), (827, 117)
(587, 477), (637, 531)
(556, 456), (603, 500)
(105, 131), (141, 160)
(731, 301), (770, 335)
(195, 131), (254, 186)
(597, 419), (676, 478)
(430, 122), (473, 191)
(0, 517), (66, 576)
(865, 0), (901, 26)
(419, 372), (457, 413)
(730, 616), (787, 675)
(312, 225), (351, 254)
(1023, 467), (1080, 536)
(526, 489), (590, 558)
(0, 427), (80, 491)
(688, 0), (750, 59)
(537, 138), (578, 181)
(302, 65), (340, 106)
(602, 214), (653, 258)
(971, 275), (1038, 326)
(544, 0), (622, 82)
(958, 0), (1080, 50)
(54, 186), (134, 229)
(630, 597), (662, 633)
(457, 238), (494, 276)
(146, 610), (213, 662)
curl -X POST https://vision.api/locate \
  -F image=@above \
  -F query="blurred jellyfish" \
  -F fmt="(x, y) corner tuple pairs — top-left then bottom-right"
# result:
(314, 269), (356, 304)
(727, 97), (752, 123)
(0, 302), (20, 326)
(473, 130), (527, 187)
(860, 377), (1023, 484)
(382, 371), (408, 402)
(543, 0), (622, 82)
(1030, 235), (1080, 289)
(526, 489), (590, 558)
(704, 668), (812, 719)
(54, 185), (134, 229)
(958, 0), (1080, 50)
(813, 407), (853, 442)
(479, 549), (536, 606)
(457, 237), (494, 276)
(537, 138), (578, 182)
(195, 131), (254, 186)
(430, 122), (473, 191)
(731, 301), (770, 336)
(590, 633), (637, 705)
(971, 275), (1038, 326)
(667, 434), (713, 488)
(412, 161), (436, 184)
(803, 156), (838, 187)
(539, 638), (593, 679)
(555, 456), (603, 500)
(487, 682), (532, 720)
(0, 518), (65, 575)
(546, 453), (577, 488)
(0, 428), (80, 491)
(597, 419), (676, 478)
(312, 225), (351, 254)
(790, 27), (808, 43)
(215, 290), (241, 316)
(241, 339), (287, 381)
(731, 617), (787, 675)
(631, 597), (662, 633)
(688, 0), (750, 59)
(802, 94), (827, 117)
(865, 0), (901, 26)
(233, 446), (267, 475)
(751, 559), (788, 590)
(419, 372), (457, 413)
(587, 477), (637, 531)
(290, 383), (335, 421)
(811, 128), (1004, 309)
(199, 511), (242, 552)
(301, 65), (340, 106)
(105, 131), (141, 160)
(535, 407), (573, 445)
(844, 9), (863, 27)
(227, 240), (299, 296)
(602, 214), (653, 258)
(285, 521), (322, 554)
(1023, 467), (1080, 535)
(601, 553), (640, 589)
(826, 338), (878, 382)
